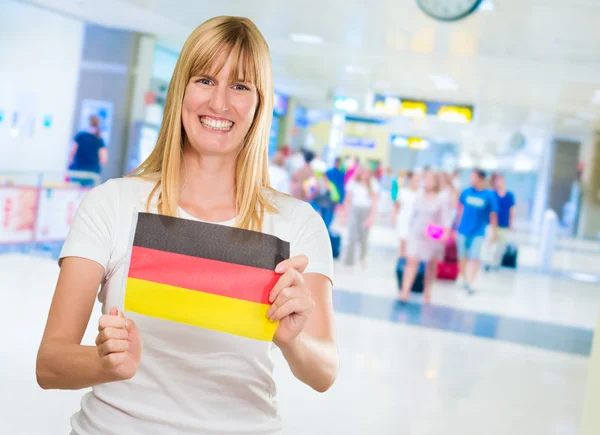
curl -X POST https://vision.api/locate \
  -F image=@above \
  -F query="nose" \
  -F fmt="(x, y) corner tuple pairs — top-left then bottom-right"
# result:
(208, 82), (230, 114)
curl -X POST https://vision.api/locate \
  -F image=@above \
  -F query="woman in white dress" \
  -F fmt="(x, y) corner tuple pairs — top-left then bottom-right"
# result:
(395, 171), (420, 258)
(399, 171), (452, 304)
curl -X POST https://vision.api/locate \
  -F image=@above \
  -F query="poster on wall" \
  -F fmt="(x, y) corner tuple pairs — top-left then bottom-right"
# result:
(79, 99), (114, 147)
(35, 187), (90, 242)
(0, 187), (38, 244)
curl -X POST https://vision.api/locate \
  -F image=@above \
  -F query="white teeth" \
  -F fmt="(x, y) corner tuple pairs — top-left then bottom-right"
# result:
(200, 117), (232, 131)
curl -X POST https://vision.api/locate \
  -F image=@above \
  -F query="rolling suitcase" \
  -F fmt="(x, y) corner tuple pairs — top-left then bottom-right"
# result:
(396, 258), (425, 293)
(501, 244), (518, 268)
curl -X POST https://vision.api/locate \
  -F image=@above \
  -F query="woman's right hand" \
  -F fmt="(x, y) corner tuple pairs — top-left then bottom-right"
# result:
(96, 307), (142, 381)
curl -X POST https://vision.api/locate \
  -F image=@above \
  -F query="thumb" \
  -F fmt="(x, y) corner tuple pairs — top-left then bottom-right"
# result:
(109, 306), (118, 316)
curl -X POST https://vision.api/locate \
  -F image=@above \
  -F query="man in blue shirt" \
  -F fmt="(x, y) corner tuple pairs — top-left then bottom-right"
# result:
(457, 169), (499, 294)
(483, 173), (516, 269)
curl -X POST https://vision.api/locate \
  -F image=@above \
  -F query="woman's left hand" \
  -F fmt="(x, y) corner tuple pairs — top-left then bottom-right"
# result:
(268, 255), (315, 345)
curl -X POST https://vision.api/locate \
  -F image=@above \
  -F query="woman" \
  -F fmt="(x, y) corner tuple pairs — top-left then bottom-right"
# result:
(68, 115), (108, 186)
(342, 166), (379, 269)
(395, 171), (420, 258)
(438, 171), (459, 224)
(36, 17), (338, 435)
(399, 171), (451, 304)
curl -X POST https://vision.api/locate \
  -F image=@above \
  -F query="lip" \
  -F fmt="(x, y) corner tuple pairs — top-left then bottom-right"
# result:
(198, 115), (234, 134)
(199, 115), (234, 123)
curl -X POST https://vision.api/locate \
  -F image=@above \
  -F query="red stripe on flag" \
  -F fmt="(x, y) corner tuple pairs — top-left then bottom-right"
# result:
(128, 246), (277, 305)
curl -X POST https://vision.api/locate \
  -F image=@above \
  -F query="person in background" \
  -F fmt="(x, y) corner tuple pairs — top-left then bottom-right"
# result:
(394, 171), (420, 258)
(342, 166), (380, 269)
(378, 165), (395, 225)
(286, 147), (306, 176)
(451, 169), (462, 192)
(343, 155), (360, 185)
(456, 169), (499, 294)
(68, 115), (108, 186)
(326, 157), (346, 206)
(483, 173), (515, 270)
(438, 172), (459, 223)
(291, 150), (317, 202)
(268, 148), (290, 194)
(391, 169), (407, 224)
(399, 171), (451, 304)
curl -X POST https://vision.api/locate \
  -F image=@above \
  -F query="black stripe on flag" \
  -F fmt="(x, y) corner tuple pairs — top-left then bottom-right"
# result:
(132, 212), (290, 271)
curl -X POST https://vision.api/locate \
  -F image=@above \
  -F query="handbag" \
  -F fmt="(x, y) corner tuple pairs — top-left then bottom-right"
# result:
(426, 224), (445, 241)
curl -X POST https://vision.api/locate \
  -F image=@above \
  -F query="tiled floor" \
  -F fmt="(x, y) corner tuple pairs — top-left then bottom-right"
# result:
(1, 224), (598, 434)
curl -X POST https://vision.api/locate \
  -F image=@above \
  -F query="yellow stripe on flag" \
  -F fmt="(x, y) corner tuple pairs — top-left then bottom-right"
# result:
(124, 278), (278, 341)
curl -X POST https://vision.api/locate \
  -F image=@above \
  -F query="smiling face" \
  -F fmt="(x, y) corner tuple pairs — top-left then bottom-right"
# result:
(181, 54), (259, 157)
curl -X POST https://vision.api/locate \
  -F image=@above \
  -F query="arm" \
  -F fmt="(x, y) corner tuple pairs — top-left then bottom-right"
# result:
(69, 142), (78, 166)
(269, 257), (338, 393)
(36, 258), (109, 389)
(365, 191), (379, 228)
(276, 273), (337, 392)
(509, 206), (515, 230)
(99, 147), (109, 166)
(489, 212), (499, 242)
(36, 258), (141, 390)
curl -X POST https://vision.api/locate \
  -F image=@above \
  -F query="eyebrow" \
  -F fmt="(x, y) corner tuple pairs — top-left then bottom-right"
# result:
(195, 74), (252, 84)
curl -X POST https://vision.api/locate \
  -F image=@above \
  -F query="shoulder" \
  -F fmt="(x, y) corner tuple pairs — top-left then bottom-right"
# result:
(84, 176), (156, 209)
(267, 190), (316, 222)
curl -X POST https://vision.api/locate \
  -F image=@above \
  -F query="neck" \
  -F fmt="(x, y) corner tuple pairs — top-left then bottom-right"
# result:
(179, 144), (237, 215)
(497, 188), (506, 195)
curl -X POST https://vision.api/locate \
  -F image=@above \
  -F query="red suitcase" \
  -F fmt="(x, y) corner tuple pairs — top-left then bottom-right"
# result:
(437, 261), (459, 280)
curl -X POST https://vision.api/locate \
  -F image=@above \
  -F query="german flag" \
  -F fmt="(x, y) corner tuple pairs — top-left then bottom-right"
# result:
(124, 213), (290, 341)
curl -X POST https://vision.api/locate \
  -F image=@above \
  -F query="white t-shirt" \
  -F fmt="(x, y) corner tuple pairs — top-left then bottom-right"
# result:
(268, 165), (290, 195)
(396, 188), (418, 239)
(346, 179), (380, 208)
(59, 177), (334, 435)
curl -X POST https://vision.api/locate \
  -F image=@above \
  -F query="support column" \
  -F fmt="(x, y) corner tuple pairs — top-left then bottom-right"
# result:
(577, 131), (600, 239)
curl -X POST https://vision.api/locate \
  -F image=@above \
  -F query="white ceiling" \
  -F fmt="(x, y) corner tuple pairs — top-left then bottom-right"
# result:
(21, 0), (600, 151)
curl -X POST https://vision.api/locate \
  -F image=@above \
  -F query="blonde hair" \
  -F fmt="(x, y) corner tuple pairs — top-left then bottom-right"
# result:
(131, 16), (275, 231)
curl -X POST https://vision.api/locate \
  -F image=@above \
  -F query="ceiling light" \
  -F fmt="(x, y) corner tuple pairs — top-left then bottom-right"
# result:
(592, 90), (600, 105)
(290, 33), (324, 44)
(430, 74), (458, 91)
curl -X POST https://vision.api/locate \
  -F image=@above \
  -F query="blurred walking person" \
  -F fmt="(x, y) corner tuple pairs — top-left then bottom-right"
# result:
(395, 171), (420, 258)
(456, 169), (499, 294)
(342, 167), (379, 269)
(483, 173), (515, 270)
(399, 171), (451, 304)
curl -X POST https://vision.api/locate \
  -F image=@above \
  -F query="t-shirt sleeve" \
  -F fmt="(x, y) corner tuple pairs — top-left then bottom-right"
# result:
(73, 132), (82, 143)
(59, 180), (117, 271)
(509, 192), (516, 208)
(290, 202), (334, 284)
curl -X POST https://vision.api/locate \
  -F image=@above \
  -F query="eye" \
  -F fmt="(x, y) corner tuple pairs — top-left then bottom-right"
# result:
(232, 84), (250, 91)
(195, 77), (213, 85)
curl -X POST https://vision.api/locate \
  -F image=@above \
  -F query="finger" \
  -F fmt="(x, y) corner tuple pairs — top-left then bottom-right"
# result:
(98, 338), (129, 356)
(268, 286), (299, 317)
(109, 306), (118, 316)
(269, 268), (303, 303)
(270, 298), (314, 321)
(98, 314), (127, 331)
(275, 255), (308, 275)
(125, 318), (137, 333)
(96, 327), (128, 346)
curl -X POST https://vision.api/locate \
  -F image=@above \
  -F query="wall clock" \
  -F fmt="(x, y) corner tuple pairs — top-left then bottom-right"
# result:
(416, 0), (483, 22)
